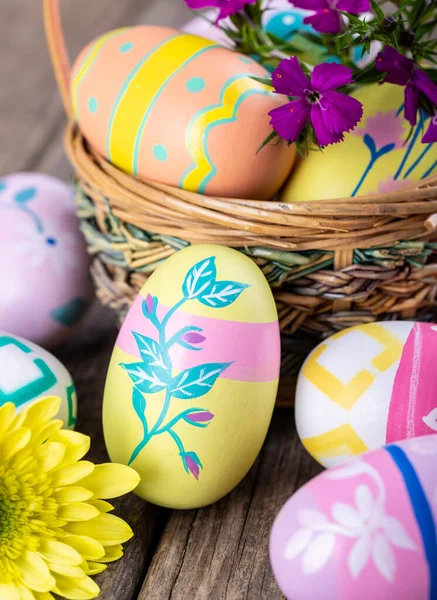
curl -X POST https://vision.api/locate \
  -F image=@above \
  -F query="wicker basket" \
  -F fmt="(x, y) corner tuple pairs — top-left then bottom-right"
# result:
(44, 0), (437, 405)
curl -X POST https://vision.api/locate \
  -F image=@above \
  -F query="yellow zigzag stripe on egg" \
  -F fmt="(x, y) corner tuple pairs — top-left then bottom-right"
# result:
(106, 34), (218, 175)
(180, 75), (273, 193)
(302, 425), (369, 464)
(71, 28), (128, 121)
(302, 323), (403, 410)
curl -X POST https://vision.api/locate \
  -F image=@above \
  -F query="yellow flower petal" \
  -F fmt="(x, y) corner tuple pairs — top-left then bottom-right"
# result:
(62, 536), (105, 562)
(51, 462), (95, 487)
(0, 403), (17, 438)
(0, 427), (31, 461)
(84, 563), (106, 576)
(37, 442), (65, 472)
(53, 574), (100, 600)
(78, 464), (140, 499)
(21, 397), (61, 431)
(38, 540), (83, 567)
(33, 420), (64, 446)
(0, 582), (20, 600)
(50, 431), (90, 466)
(52, 487), (94, 504)
(16, 550), (55, 593)
(99, 545), (124, 563)
(16, 583), (36, 600)
(86, 499), (114, 513)
(48, 564), (87, 578)
(34, 593), (55, 600)
(65, 513), (134, 546)
(58, 503), (100, 522)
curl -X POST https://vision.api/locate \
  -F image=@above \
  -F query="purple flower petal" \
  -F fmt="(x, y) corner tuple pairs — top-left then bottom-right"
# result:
(182, 331), (206, 344)
(375, 46), (413, 85)
(185, 0), (257, 21)
(291, 0), (329, 9)
(271, 56), (310, 97)
(311, 63), (354, 94)
(269, 99), (311, 143)
(422, 115), (437, 144)
(304, 8), (341, 34)
(186, 411), (214, 422)
(311, 92), (362, 146)
(336, 0), (370, 13)
(185, 0), (220, 7)
(404, 82), (420, 126)
(185, 456), (200, 480)
(411, 69), (437, 107)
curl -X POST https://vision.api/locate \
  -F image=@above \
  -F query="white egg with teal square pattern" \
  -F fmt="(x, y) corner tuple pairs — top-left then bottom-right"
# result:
(0, 173), (93, 348)
(0, 332), (77, 428)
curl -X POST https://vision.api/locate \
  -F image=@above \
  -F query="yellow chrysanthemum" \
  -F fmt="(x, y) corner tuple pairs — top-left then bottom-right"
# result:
(0, 397), (140, 600)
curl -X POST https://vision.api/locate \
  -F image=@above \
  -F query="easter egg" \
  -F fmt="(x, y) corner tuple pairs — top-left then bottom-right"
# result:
(281, 83), (437, 202)
(0, 173), (93, 348)
(295, 321), (437, 468)
(0, 331), (77, 427)
(103, 245), (280, 508)
(71, 25), (295, 199)
(270, 434), (437, 600)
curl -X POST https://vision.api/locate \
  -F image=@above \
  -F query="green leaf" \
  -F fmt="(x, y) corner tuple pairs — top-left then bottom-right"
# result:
(369, 0), (385, 20)
(169, 363), (231, 400)
(250, 76), (273, 87)
(257, 130), (279, 154)
(198, 280), (249, 308)
(182, 257), (216, 300)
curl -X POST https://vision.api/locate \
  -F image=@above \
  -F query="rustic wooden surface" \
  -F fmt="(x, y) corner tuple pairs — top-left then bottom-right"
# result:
(0, 2), (322, 597)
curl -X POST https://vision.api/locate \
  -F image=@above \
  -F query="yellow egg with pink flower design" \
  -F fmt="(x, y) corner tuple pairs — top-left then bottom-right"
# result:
(281, 83), (436, 201)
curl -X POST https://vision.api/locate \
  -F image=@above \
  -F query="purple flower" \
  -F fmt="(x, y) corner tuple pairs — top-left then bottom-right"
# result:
(423, 113), (437, 144)
(182, 331), (206, 345)
(376, 46), (437, 141)
(181, 452), (203, 480)
(269, 58), (363, 147)
(186, 411), (214, 423)
(184, 0), (257, 22)
(290, 0), (370, 34)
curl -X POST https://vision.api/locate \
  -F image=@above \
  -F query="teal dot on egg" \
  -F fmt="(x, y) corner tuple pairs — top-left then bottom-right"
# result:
(153, 144), (168, 162)
(239, 56), (252, 64)
(120, 42), (134, 53)
(186, 77), (205, 93)
(0, 181), (6, 194)
(88, 97), (98, 114)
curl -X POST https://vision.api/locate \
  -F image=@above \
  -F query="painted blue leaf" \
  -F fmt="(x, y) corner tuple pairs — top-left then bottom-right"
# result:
(198, 280), (249, 308)
(120, 361), (169, 394)
(363, 134), (376, 157)
(182, 257), (216, 299)
(132, 332), (167, 369)
(132, 388), (148, 431)
(169, 362), (231, 399)
(15, 187), (37, 203)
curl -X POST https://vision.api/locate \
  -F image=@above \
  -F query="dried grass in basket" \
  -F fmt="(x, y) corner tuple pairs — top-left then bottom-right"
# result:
(44, 0), (437, 406)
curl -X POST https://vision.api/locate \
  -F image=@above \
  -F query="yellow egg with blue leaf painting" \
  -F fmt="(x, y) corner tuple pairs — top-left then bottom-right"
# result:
(71, 25), (295, 199)
(103, 245), (280, 508)
(281, 83), (437, 202)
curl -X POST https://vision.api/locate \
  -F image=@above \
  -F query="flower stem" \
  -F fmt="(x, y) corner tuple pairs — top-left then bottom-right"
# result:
(168, 428), (185, 454)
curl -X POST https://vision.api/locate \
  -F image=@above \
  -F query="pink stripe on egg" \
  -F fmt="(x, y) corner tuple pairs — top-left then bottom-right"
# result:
(386, 323), (437, 443)
(116, 294), (280, 383)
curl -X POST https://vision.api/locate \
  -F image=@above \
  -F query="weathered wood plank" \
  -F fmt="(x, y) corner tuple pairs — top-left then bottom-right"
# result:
(139, 409), (323, 600)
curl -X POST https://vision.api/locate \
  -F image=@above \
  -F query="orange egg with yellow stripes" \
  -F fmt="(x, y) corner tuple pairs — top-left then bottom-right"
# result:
(71, 25), (295, 199)
(103, 245), (280, 508)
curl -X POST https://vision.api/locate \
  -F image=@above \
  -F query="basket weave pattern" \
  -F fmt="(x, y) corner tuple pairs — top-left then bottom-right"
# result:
(44, 0), (437, 404)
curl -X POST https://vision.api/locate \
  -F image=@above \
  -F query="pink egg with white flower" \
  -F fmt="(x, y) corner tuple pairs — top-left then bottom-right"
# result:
(0, 173), (93, 348)
(270, 434), (437, 600)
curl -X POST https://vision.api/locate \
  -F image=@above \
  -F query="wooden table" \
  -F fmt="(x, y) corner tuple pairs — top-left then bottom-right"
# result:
(0, 1), (322, 597)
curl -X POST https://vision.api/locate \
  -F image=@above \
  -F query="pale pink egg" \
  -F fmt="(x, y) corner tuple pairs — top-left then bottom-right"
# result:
(0, 173), (93, 348)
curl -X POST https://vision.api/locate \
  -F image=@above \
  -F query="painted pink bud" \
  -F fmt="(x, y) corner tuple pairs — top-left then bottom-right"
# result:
(145, 294), (155, 314)
(185, 456), (200, 480)
(186, 411), (214, 423)
(182, 331), (206, 345)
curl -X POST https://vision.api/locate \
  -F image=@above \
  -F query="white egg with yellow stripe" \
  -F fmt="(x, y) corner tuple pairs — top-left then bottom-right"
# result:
(71, 25), (295, 199)
(103, 245), (280, 508)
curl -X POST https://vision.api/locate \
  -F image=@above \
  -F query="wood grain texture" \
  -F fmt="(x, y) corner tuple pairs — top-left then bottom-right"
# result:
(1, 2), (322, 598)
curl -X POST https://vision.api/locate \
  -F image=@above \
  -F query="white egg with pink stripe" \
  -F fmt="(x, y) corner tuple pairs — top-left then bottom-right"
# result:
(295, 321), (437, 468)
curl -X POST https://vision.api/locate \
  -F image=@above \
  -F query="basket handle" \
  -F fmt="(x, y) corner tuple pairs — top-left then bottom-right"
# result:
(44, 0), (73, 119)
